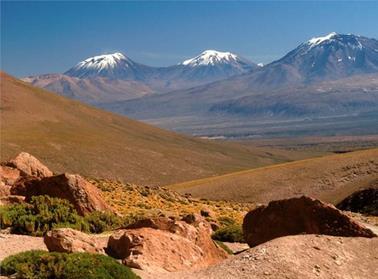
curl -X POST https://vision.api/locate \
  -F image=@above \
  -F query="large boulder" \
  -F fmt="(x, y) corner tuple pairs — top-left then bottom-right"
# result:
(107, 217), (228, 272)
(44, 228), (104, 254)
(243, 196), (377, 247)
(5, 152), (53, 178)
(20, 173), (112, 215)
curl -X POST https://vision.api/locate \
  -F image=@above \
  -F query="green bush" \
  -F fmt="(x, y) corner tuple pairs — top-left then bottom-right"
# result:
(217, 216), (236, 227)
(0, 196), (88, 236)
(211, 224), (245, 243)
(0, 250), (140, 279)
(0, 196), (146, 236)
(83, 211), (124, 233)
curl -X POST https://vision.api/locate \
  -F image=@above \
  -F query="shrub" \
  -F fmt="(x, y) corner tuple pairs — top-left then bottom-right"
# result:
(211, 224), (245, 243)
(83, 211), (124, 233)
(0, 196), (88, 236)
(0, 250), (140, 279)
(217, 216), (236, 227)
(0, 196), (147, 235)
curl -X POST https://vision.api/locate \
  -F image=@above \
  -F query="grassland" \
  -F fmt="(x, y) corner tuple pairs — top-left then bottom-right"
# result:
(169, 148), (378, 204)
(93, 179), (254, 225)
(1, 72), (320, 186)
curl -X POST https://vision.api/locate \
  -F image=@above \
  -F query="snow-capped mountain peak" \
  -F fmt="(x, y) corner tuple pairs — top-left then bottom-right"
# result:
(308, 32), (338, 47)
(306, 32), (364, 50)
(267, 33), (378, 85)
(181, 50), (240, 66)
(64, 52), (153, 80)
(74, 52), (129, 71)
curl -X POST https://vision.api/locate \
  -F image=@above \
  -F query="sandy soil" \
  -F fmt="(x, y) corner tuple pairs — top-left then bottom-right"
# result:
(140, 235), (378, 279)
(0, 233), (47, 262)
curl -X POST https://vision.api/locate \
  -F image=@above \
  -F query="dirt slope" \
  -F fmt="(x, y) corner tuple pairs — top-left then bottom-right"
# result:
(166, 235), (378, 279)
(170, 149), (378, 204)
(1, 72), (311, 186)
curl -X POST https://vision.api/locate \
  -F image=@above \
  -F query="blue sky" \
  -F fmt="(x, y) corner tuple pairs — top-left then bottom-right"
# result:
(1, 1), (378, 77)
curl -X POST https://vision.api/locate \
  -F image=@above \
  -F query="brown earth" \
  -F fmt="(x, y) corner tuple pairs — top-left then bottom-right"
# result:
(161, 235), (378, 279)
(243, 196), (376, 247)
(0, 72), (317, 186)
(0, 233), (47, 262)
(170, 148), (378, 204)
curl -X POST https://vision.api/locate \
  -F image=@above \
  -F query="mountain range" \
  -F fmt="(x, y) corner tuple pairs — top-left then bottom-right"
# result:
(23, 33), (378, 138)
(24, 50), (256, 103)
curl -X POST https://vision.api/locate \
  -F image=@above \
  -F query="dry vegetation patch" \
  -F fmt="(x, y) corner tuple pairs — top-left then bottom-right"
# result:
(92, 179), (254, 225)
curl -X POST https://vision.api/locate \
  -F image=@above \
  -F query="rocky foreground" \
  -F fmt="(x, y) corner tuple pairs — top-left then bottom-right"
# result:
(1, 152), (377, 278)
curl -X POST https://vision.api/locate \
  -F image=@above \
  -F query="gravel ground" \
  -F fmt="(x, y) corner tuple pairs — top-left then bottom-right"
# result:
(0, 233), (47, 262)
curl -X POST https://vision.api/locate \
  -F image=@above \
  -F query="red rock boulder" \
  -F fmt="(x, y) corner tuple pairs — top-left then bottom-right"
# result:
(21, 173), (112, 215)
(44, 228), (104, 254)
(243, 196), (377, 247)
(5, 152), (53, 178)
(107, 217), (228, 272)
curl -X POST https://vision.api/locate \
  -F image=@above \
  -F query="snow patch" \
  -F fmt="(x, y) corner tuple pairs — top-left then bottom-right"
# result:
(308, 32), (338, 47)
(257, 63), (264, 67)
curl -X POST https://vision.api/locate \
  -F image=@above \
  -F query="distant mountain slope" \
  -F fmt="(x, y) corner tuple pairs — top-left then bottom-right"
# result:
(246, 33), (378, 88)
(1, 72), (308, 185)
(105, 34), (378, 137)
(103, 73), (378, 120)
(170, 148), (378, 204)
(23, 73), (153, 104)
(210, 73), (378, 118)
(23, 50), (256, 104)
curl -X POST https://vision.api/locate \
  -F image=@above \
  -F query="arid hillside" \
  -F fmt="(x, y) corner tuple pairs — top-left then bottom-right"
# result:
(170, 149), (378, 204)
(0, 72), (313, 186)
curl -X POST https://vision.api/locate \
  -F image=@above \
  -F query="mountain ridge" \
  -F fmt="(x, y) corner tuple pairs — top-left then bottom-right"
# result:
(102, 33), (378, 137)
(24, 49), (256, 103)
